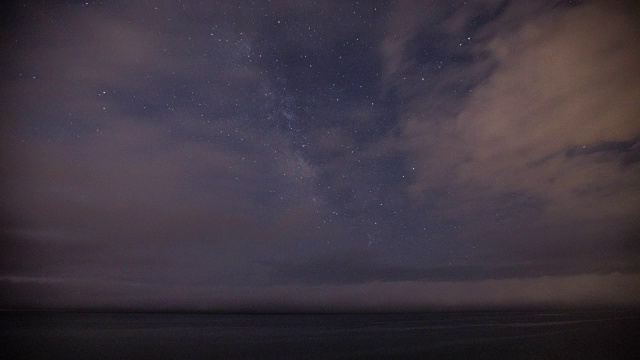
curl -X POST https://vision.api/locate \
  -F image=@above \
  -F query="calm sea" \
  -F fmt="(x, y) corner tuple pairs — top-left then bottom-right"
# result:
(2, 310), (638, 359)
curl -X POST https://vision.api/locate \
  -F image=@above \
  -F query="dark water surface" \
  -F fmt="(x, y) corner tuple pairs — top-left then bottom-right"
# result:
(2, 310), (638, 359)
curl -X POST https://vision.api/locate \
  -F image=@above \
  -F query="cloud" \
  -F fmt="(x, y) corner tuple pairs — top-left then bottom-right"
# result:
(0, 3), (327, 295)
(395, 1), (640, 257)
(3, 272), (639, 310)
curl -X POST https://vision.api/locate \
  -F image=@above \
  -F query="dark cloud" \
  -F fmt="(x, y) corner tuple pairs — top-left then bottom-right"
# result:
(1, 0), (639, 310)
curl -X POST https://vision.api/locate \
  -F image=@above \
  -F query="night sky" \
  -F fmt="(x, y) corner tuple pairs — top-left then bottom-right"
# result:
(1, 0), (640, 311)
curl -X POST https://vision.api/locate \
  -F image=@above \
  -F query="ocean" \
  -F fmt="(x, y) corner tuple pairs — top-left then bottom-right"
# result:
(2, 310), (638, 359)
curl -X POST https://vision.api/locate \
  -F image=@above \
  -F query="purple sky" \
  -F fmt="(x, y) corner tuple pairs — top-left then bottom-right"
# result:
(2, 0), (640, 311)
